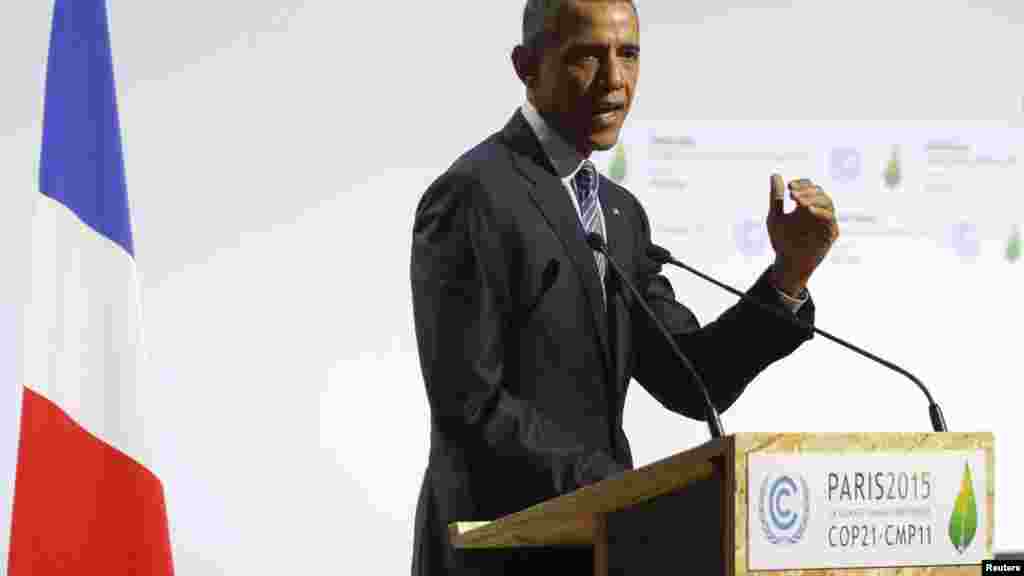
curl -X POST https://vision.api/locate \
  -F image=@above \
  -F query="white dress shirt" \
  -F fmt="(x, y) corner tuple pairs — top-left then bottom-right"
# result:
(520, 100), (608, 242)
(519, 100), (807, 313)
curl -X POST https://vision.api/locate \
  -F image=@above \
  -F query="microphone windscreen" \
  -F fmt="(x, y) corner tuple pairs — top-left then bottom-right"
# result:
(646, 244), (672, 264)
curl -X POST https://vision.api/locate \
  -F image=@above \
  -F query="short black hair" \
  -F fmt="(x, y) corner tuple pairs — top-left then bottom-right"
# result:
(521, 0), (638, 53)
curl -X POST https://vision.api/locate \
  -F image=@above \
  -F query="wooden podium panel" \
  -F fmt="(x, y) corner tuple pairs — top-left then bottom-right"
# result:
(449, 440), (723, 549)
(450, 433), (994, 575)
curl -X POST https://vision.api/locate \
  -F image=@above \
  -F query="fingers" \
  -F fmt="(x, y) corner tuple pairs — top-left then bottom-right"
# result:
(803, 205), (833, 221)
(789, 208), (838, 246)
(788, 180), (820, 198)
(789, 182), (835, 214)
(787, 178), (814, 190)
(795, 191), (833, 211)
(774, 177), (840, 243)
(770, 173), (785, 216)
(788, 179), (839, 236)
(795, 203), (840, 243)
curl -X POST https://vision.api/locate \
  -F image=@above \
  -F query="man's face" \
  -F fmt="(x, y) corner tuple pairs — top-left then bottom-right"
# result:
(531, 1), (639, 156)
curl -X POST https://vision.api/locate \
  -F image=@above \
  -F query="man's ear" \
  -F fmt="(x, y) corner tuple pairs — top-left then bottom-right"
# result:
(511, 45), (537, 88)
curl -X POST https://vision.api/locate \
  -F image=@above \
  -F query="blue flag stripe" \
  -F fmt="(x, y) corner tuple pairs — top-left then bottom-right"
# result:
(39, 0), (134, 257)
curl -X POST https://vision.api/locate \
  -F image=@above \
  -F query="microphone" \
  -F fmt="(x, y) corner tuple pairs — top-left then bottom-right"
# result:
(646, 243), (949, 433)
(520, 259), (560, 327)
(585, 232), (725, 439)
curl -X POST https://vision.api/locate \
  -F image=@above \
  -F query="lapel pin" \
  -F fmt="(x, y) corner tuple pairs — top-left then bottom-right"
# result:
(612, 207), (620, 216)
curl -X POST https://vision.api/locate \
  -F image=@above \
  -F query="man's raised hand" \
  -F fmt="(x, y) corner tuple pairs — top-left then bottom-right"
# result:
(766, 173), (839, 297)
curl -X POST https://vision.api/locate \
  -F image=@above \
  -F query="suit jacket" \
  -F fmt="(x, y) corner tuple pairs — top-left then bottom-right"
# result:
(409, 111), (815, 575)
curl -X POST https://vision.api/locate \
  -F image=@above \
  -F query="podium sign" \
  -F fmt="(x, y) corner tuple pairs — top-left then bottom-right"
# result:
(450, 433), (994, 575)
(747, 451), (988, 571)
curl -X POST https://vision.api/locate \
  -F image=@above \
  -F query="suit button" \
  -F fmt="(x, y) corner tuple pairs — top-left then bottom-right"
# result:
(464, 401), (481, 423)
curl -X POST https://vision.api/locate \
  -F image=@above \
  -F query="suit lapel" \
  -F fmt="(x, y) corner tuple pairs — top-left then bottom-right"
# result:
(500, 112), (612, 380)
(599, 179), (634, 398)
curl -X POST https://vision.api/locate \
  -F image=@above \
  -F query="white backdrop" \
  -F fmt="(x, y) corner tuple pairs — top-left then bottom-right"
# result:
(1, 1), (1022, 574)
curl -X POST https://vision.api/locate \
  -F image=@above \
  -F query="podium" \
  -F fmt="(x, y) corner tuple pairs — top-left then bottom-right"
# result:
(450, 433), (993, 575)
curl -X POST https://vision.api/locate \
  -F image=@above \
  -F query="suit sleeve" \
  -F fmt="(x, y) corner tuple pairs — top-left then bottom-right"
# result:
(411, 171), (625, 493)
(630, 200), (816, 420)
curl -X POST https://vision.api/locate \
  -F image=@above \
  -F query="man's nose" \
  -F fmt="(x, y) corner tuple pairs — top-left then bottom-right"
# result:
(600, 53), (626, 90)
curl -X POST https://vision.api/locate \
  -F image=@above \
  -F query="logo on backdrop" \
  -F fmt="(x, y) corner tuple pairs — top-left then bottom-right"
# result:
(950, 221), (980, 261)
(883, 144), (902, 189)
(607, 140), (628, 184)
(758, 474), (810, 545)
(1007, 225), (1021, 263)
(948, 462), (979, 554)
(830, 147), (862, 183)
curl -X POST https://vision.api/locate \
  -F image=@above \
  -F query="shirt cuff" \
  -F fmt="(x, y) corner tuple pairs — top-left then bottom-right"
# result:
(776, 287), (809, 314)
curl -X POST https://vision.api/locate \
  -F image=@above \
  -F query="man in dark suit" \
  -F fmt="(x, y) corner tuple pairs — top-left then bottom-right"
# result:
(410, 1), (839, 574)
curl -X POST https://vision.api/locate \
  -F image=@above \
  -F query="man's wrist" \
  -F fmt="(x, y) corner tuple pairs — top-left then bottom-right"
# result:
(771, 258), (808, 298)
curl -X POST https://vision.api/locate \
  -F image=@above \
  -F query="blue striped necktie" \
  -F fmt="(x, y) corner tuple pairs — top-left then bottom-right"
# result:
(573, 160), (606, 300)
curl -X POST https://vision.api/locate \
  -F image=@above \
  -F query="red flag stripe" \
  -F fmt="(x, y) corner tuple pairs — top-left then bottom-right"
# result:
(8, 386), (173, 575)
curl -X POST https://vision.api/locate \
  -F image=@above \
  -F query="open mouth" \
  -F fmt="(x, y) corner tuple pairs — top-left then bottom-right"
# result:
(591, 102), (624, 123)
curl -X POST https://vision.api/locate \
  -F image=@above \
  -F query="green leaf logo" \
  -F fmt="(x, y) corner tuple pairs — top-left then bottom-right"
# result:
(1007, 225), (1021, 263)
(948, 462), (978, 554)
(883, 145), (901, 189)
(608, 141), (627, 184)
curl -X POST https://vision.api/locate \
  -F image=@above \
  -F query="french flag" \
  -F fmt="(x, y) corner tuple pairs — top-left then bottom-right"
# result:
(5, 1), (175, 573)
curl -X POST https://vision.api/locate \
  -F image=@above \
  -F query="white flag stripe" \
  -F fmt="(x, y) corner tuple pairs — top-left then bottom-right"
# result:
(24, 195), (154, 471)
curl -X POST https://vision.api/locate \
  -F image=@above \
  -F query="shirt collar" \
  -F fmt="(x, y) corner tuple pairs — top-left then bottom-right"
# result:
(520, 100), (588, 180)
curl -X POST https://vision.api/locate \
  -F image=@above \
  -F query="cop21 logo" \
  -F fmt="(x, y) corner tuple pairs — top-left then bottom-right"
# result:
(758, 474), (810, 545)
